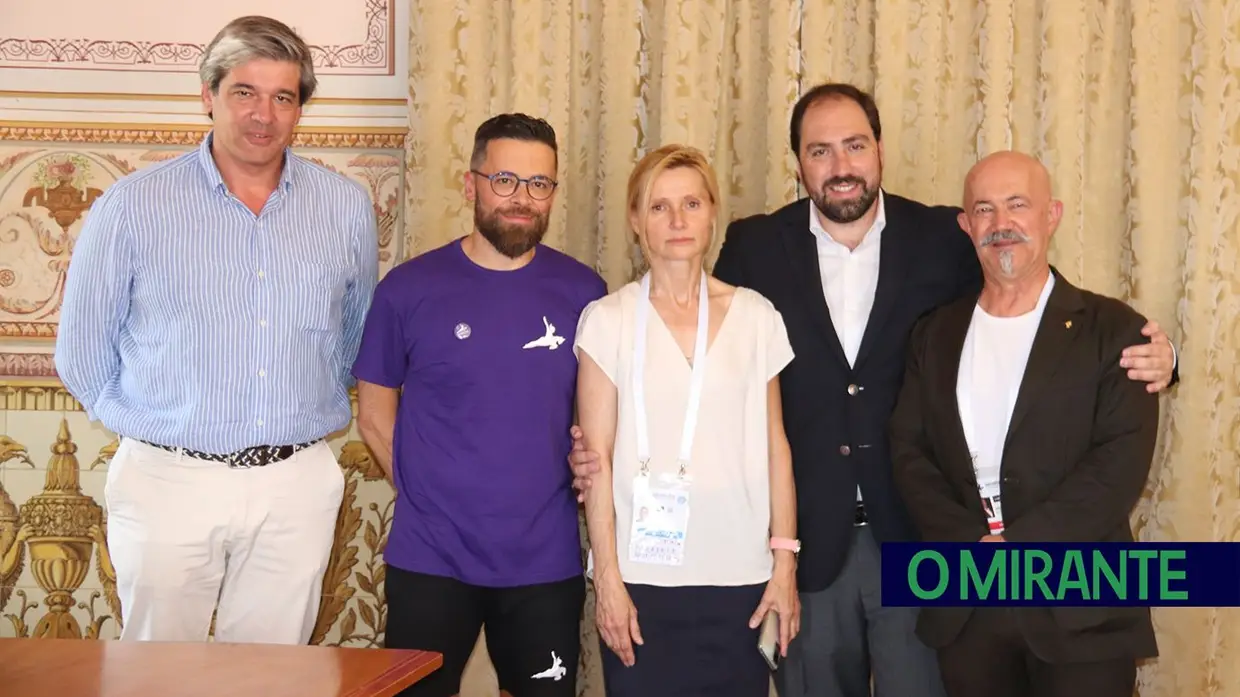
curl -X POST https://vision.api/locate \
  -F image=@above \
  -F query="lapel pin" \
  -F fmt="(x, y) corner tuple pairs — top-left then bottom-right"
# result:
(1064, 320), (1073, 329)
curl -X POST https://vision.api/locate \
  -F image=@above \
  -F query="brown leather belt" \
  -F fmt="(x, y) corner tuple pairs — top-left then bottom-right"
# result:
(135, 439), (319, 469)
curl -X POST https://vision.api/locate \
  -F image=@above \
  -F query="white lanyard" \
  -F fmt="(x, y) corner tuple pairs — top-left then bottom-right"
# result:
(633, 271), (709, 479)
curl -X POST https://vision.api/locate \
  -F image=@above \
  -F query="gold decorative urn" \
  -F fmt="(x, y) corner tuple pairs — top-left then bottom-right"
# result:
(18, 419), (104, 638)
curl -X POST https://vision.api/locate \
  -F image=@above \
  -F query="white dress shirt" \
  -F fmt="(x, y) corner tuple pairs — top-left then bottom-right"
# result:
(807, 192), (887, 502)
(956, 274), (1054, 510)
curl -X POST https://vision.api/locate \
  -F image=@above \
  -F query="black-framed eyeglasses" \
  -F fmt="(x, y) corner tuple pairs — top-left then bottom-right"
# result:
(470, 169), (558, 200)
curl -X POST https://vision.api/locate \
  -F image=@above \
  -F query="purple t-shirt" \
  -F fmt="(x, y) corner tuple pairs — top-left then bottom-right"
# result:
(352, 239), (607, 587)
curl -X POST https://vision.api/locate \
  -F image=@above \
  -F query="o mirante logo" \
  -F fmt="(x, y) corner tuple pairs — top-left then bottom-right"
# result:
(880, 542), (1240, 607)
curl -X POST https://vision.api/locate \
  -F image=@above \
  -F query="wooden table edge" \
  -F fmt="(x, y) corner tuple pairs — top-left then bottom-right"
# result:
(346, 650), (444, 697)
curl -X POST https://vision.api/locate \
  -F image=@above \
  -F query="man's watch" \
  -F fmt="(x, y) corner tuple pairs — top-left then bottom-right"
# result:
(770, 537), (801, 555)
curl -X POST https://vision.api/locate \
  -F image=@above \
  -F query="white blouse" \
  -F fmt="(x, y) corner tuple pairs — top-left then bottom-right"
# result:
(574, 282), (795, 587)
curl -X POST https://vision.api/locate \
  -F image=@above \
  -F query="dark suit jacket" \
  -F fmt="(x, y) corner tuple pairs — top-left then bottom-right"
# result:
(889, 269), (1160, 663)
(713, 192), (983, 593)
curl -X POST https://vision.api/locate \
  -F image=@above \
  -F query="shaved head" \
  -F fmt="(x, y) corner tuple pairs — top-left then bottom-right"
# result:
(963, 151), (1053, 210)
(957, 150), (1062, 285)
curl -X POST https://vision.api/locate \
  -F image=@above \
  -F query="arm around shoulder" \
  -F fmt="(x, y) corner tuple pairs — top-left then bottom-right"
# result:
(54, 186), (134, 418)
(1001, 310), (1160, 543)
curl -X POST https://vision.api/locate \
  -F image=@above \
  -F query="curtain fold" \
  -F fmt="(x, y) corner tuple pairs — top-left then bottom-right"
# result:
(404, 0), (801, 287)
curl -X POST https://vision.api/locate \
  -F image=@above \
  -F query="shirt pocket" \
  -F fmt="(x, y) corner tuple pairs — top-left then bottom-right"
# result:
(288, 262), (348, 332)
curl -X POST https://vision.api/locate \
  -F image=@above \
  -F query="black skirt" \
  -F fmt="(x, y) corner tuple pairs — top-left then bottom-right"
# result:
(600, 582), (770, 697)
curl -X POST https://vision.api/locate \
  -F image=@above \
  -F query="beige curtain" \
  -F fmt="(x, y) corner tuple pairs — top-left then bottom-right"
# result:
(402, 1), (1240, 695)
(404, 0), (802, 287)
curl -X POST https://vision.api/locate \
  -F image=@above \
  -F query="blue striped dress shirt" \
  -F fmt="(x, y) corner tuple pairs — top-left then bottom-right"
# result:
(54, 133), (380, 454)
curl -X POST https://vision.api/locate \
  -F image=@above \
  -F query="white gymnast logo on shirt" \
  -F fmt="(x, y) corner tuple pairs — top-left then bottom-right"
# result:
(531, 650), (566, 681)
(522, 316), (565, 350)
(454, 323), (471, 340)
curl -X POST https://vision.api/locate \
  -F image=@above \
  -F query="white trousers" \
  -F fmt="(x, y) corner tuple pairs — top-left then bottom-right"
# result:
(104, 438), (345, 644)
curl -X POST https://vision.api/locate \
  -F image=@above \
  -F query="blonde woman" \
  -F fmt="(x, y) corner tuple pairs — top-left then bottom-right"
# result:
(573, 144), (801, 696)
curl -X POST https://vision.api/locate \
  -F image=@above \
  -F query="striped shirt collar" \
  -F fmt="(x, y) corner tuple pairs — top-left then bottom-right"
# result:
(195, 130), (296, 193)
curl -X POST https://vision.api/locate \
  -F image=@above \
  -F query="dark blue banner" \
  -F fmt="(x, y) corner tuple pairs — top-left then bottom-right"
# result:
(880, 542), (1240, 607)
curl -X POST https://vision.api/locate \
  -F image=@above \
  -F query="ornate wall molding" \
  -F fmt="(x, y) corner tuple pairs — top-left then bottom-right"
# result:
(0, 0), (394, 75)
(0, 123), (407, 149)
(0, 381), (80, 411)
(0, 354), (56, 379)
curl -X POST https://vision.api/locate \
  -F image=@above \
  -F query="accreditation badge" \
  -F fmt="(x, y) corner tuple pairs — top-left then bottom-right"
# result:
(627, 473), (692, 566)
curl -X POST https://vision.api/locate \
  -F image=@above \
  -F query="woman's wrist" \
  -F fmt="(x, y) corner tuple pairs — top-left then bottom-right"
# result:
(770, 535), (799, 573)
(772, 550), (798, 575)
(595, 559), (624, 586)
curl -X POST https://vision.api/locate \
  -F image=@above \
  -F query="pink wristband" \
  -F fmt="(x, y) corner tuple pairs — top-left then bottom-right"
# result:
(770, 537), (801, 553)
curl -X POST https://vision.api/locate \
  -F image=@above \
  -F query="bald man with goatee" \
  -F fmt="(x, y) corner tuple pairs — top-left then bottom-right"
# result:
(889, 151), (1160, 697)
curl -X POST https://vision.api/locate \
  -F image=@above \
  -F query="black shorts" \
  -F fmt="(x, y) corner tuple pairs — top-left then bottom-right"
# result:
(384, 564), (586, 697)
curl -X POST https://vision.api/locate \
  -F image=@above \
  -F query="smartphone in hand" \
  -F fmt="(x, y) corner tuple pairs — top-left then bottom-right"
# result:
(758, 609), (780, 671)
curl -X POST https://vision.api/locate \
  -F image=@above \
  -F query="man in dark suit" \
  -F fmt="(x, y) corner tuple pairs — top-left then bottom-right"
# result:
(889, 150), (1159, 697)
(567, 83), (1177, 697)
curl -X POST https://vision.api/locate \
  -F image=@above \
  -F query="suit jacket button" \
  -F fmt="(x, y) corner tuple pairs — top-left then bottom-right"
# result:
(847, 384), (859, 395)
(839, 445), (851, 456)
(1003, 476), (1019, 485)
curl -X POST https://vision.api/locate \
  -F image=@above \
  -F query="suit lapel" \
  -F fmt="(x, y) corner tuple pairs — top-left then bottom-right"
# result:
(853, 202), (906, 370)
(1004, 271), (1086, 447)
(780, 209), (850, 367)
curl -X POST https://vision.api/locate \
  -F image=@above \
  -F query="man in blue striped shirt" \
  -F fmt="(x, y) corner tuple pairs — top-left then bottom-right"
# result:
(54, 15), (379, 645)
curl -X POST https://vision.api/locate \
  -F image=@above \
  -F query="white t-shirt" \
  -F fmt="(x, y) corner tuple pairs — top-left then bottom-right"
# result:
(956, 274), (1055, 526)
(574, 282), (795, 587)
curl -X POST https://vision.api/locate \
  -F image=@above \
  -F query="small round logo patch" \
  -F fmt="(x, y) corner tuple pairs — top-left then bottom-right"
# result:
(454, 323), (471, 340)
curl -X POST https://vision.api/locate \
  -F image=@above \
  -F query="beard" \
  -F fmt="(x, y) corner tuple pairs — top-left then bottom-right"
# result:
(980, 229), (1031, 278)
(810, 175), (881, 224)
(475, 200), (549, 258)
(998, 249), (1016, 276)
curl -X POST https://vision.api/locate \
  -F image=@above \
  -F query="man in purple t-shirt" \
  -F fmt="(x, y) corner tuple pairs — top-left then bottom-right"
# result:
(352, 113), (607, 697)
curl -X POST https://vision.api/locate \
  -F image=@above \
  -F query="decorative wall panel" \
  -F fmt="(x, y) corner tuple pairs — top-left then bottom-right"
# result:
(0, 0), (410, 125)
(1, 0), (395, 75)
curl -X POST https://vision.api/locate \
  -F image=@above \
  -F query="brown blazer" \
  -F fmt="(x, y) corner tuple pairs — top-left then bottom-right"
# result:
(889, 268), (1160, 664)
